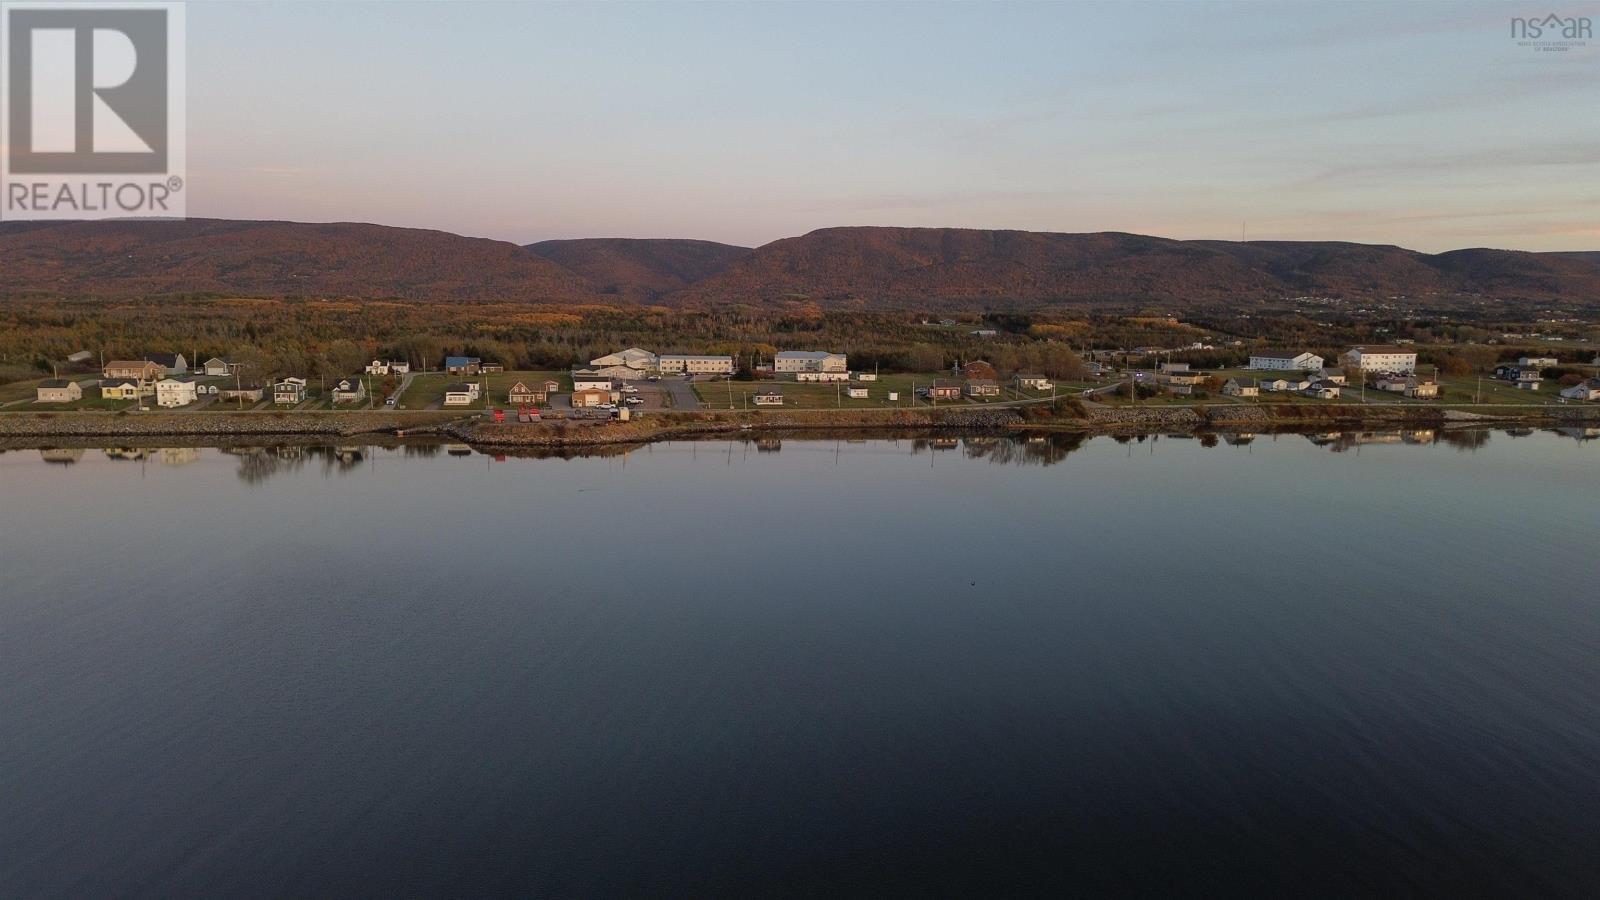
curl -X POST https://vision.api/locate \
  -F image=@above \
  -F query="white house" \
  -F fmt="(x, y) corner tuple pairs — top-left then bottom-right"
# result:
(845, 386), (869, 399)
(795, 370), (849, 382)
(658, 354), (734, 375)
(753, 388), (784, 406)
(1519, 356), (1558, 367)
(273, 377), (308, 405)
(442, 383), (479, 406)
(1249, 350), (1324, 371)
(1341, 346), (1417, 373)
(1516, 371), (1542, 390)
(1017, 374), (1053, 391)
(774, 350), (847, 375)
(365, 359), (390, 375)
(155, 377), (199, 408)
(35, 379), (82, 403)
(855, 372), (878, 382)
(201, 357), (239, 377)
(1559, 378), (1600, 401)
(330, 377), (367, 404)
(1376, 374), (1439, 399)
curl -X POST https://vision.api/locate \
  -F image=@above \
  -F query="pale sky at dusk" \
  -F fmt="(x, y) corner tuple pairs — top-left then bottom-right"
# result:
(186, 1), (1600, 252)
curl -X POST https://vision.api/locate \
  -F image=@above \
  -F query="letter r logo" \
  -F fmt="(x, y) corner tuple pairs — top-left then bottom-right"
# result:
(6, 7), (168, 173)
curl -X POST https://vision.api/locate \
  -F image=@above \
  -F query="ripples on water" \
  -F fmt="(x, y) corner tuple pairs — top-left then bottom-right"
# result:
(2, 428), (1597, 897)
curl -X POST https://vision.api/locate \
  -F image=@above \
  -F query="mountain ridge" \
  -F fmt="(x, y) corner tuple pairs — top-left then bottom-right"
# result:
(2, 219), (1596, 308)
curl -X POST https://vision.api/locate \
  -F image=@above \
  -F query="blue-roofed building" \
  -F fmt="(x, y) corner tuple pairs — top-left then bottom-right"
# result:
(445, 356), (481, 375)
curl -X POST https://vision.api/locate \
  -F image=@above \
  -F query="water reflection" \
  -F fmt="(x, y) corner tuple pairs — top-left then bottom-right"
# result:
(9, 425), (1596, 485)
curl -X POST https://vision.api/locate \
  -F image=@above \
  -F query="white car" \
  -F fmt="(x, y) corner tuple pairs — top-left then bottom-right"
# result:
(625, 396), (645, 405)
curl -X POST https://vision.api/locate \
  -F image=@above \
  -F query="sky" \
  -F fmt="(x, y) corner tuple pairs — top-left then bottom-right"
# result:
(184, 1), (1600, 252)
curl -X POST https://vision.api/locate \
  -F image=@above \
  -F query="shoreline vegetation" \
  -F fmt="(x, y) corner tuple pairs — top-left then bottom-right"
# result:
(1, 403), (1596, 451)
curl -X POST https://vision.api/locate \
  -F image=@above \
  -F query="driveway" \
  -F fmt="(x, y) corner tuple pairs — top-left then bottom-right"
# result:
(661, 377), (702, 410)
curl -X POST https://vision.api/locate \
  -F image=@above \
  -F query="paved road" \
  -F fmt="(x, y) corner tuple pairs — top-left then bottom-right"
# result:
(661, 377), (702, 410)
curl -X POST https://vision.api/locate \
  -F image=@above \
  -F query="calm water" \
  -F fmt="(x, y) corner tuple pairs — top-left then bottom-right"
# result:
(2, 429), (1598, 897)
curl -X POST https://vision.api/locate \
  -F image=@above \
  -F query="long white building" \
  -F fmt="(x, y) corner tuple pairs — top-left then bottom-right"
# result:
(1341, 346), (1418, 373)
(774, 351), (847, 374)
(1248, 350), (1324, 371)
(659, 354), (733, 374)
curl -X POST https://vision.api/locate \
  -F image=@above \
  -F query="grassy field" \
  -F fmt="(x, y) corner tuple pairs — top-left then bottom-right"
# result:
(397, 370), (568, 410)
(692, 373), (998, 409)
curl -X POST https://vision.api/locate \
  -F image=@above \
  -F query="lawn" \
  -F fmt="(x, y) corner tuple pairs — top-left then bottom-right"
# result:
(397, 370), (567, 410)
(692, 373), (975, 410)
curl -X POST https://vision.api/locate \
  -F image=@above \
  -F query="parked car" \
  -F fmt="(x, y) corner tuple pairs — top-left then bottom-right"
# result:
(385, 397), (396, 406)
(647, 375), (660, 382)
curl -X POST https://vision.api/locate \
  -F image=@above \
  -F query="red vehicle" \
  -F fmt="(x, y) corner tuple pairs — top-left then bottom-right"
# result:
(492, 408), (505, 423)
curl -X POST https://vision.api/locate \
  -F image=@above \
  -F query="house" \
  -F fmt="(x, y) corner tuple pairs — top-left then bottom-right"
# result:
(1165, 382), (1194, 396)
(1341, 346), (1417, 373)
(845, 386), (869, 399)
(1162, 370), (1206, 388)
(1494, 364), (1529, 381)
(480, 363), (505, 373)
(570, 387), (613, 408)
(1519, 356), (1558, 368)
(1318, 367), (1347, 385)
(365, 359), (390, 375)
(444, 356), (481, 375)
(855, 372), (878, 382)
(542, 379), (560, 393)
(926, 380), (962, 401)
(218, 382), (265, 402)
(795, 370), (849, 382)
(1375, 374), (1437, 398)
(201, 357), (240, 377)
(155, 377), (198, 408)
(1084, 362), (1113, 378)
(1304, 380), (1342, 400)
(962, 360), (999, 381)
(66, 350), (93, 364)
(146, 353), (188, 374)
(391, 361), (410, 374)
(1249, 350), (1324, 371)
(35, 379), (82, 403)
(774, 350), (848, 374)
(752, 388), (784, 406)
(1159, 362), (1191, 374)
(571, 373), (615, 392)
(1016, 374), (1053, 391)
(508, 381), (547, 404)
(103, 360), (164, 382)
(659, 354), (734, 375)
(443, 383), (481, 406)
(1559, 378), (1600, 401)
(590, 347), (659, 375)
(1222, 377), (1259, 398)
(273, 377), (308, 405)
(1515, 371), (1542, 390)
(965, 379), (1001, 398)
(330, 377), (367, 404)
(970, 328), (998, 337)
(99, 378), (143, 400)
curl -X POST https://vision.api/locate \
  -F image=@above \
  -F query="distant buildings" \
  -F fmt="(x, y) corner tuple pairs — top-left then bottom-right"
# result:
(571, 373), (615, 392)
(1341, 346), (1417, 373)
(1375, 374), (1438, 399)
(1518, 356), (1558, 368)
(445, 356), (481, 375)
(1249, 350), (1324, 371)
(35, 379), (82, 403)
(366, 359), (410, 375)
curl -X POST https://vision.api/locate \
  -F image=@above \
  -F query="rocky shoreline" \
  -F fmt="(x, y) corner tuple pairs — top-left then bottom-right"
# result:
(2, 403), (1595, 450)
